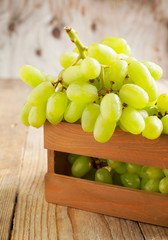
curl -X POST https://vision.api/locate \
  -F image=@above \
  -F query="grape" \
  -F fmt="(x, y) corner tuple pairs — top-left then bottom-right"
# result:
(163, 169), (168, 177)
(88, 43), (117, 65)
(146, 78), (159, 102)
(81, 103), (100, 132)
(140, 178), (149, 190)
(117, 53), (128, 60)
(45, 75), (55, 83)
(83, 168), (96, 181)
(100, 93), (122, 122)
(19, 65), (46, 88)
(138, 110), (149, 119)
(161, 115), (168, 134)
(141, 61), (163, 80)
(119, 84), (149, 109)
(120, 107), (145, 134)
(142, 116), (163, 140)
(62, 66), (88, 85)
(126, 57), (137, 64)
(101, 37), (131, 56)
(128, 61), (152, 90)
(159, 177), (168, 194)
(72, 156), (93, 178)
(80, 57), (101, 79)
(119, 122), (128, 132)
(20, 102), (32, 126)
(28, 82), (55, 106)
(59, 52), (79, 68)
(141, 179), (160, 192)
(46, 92), (68, 125)
(95, 168), (112, 184)
(28, 105), (46, 128)
(143, 106), (158, 116)
(157, 93), (168, 114)
(126, 163), (142, 174)
(115, 163), (127, 174)
(93, 114), (116, 143)
(139, 166), (149, 179)
(104, 60), (128, 90)
(107, 160), (122, 169)
(67, 82), (98, 103)
(68, 153), (81, 165)
(146, 167), (164, 179)
(121, 173), (140, 189)
(64, 101), (86, 123)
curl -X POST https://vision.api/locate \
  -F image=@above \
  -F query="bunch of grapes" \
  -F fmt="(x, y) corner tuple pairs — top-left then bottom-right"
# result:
(68, 153), (168, 195)
(20, 26), (168, 142)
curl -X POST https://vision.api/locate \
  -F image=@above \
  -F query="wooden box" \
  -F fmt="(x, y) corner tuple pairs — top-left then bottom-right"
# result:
(44, 121), (168, 227)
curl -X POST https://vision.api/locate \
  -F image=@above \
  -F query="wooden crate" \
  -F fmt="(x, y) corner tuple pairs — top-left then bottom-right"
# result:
(44, 121), (168, 227)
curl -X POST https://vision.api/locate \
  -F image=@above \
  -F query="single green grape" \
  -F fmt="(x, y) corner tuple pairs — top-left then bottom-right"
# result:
(115, 163), (127, 174)
(143, 106), (158, 116)
(100, 93), (122, 122)
(146, 78), (159, 102)
(27, 82), (55, 106)
(19, 65), (46, 88)
(157, 93), (168, 114)
(139, 166), (149, 179)
(93, 114), (116, 143)
(101, 37), (131, 56)
(20, 102), (32, 126)
(141, 61), (163, 80)
(88, 43), (117, 65)
(28, 105), (46, 128)
(80, 57), (101, 79)
(46, 92), (68, 125)
(107, 160), (122, 169)
(62, 65), (88, 85)
(119, 84), (149, 109)
(95, 168), (113, 184)
(161, 115), (168, 134)
(159, 177), (168, 194)
(59, 52), (79, 68)
(142, 179), (160, 192)
(68, 153), (81, 165)
(67, 82), (98, 104)
(138, 110), (149, 119)
(142, 116), (163, 140)
(71, 156), (92, 178)
(126, 163), (142, 174)
(119, 121), (128, 132)
(120, 107), (145, 135)
(64, 101), (86, 123)
(81, 103), (100, 132)
(145, 167), (164, 179)
(121, 173), (140, 189)
(163, 169), (168, 177)
(83, 168), (96, 181)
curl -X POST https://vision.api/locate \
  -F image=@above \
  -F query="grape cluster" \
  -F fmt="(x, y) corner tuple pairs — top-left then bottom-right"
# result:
(20, 27), (167, 142)
(68, 153), (168, 194)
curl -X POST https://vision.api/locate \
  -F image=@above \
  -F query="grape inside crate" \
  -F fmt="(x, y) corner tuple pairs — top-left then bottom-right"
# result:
(44, 121), (168, 227)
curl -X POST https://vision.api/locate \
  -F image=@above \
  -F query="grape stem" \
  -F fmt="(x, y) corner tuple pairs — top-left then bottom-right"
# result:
(64, 26), (87, 59)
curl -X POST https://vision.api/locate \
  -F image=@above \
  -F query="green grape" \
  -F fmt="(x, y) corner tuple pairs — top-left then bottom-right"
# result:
(125, 57), (137, 64)
(93, 114), (116, 143)
(157, 93), (168, 114)
(45, 75), (55, 83)
(139, 166), (149, 179)
(142, 179), (160, 192)
(117, 53), (128, 60)
(28, 105), (46, 128)
(121, 173), (140, 189)
(20, 102), (32, 126)
(159, 177), (168, 194)
(161, 115), (168, 134)
(143, 106), (158, 116)
(59, 52), (79, 68)
(115, 163), (127, 174)
(107, 160), (122, 169)
(68, 153), (81, 165)
(146, 78), (159, 102)
(141, 61), (163, 80)
(101, 37), (131, 56)
(163, 169), (168, 177)
(119, 121), (128, 132)
(104, 60), (128, 90)
(140, 178), (149, 190)
(119, 84), (149, 109)
(71, 156), (92, 178)
(83, 168), (96, 181)
(28, 82), (55, 106)
(67, 82), (98, 103)
(46, 92), (68, 125)
(81, 103), (100, 132)
(146, 167), (164, 179)
(64, 101), (86, 123)
(113, 172), (122, 186)
(95, 168), (113, 184)
(62, 65), (88, 85)
(88, 43), (117, 65)
(80, 57), (101, 79)
(100, 93), (122, 122)
(138, 110), (149, 119)
(19, 65), (46, 88)
(142, 116), (163, 140)
(120, 107), (145, 135)
(128, 61), (152, 90)
(126, 163), (142, 174)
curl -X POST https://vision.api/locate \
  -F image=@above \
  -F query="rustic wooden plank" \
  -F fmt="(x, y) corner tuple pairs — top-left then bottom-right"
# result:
(0, 79), (30, 240)
(139, 223), (168, 240)
(47, 150), (55, 173)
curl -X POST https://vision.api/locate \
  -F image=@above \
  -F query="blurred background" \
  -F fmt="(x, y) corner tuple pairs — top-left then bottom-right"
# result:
(0, 0), (168, 79)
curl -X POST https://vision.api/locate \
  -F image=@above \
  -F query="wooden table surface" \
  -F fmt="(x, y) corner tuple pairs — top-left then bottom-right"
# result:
(0, 78), (168, 240)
